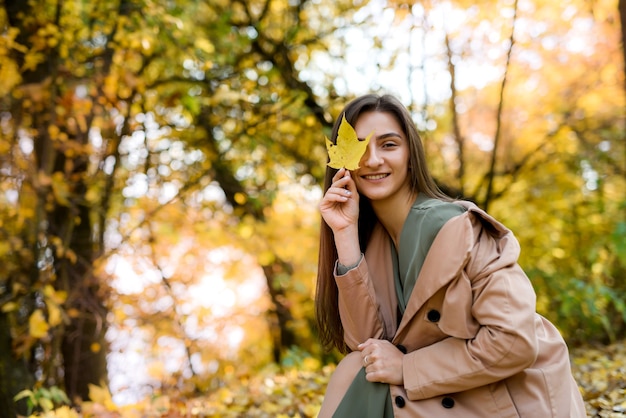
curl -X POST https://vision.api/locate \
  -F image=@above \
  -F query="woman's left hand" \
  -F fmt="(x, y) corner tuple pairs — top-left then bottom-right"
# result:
(358, 339), (404, 385)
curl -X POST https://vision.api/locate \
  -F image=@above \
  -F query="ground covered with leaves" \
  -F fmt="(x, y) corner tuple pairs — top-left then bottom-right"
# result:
(571, 341), (626, 417)
(27, 340), (626, 418)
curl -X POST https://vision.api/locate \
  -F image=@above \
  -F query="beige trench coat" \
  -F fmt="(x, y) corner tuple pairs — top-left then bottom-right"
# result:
(320, 202), (586, 418)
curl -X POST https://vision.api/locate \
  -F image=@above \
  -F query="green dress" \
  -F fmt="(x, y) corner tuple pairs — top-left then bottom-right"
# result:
(332, 195), (466, 417)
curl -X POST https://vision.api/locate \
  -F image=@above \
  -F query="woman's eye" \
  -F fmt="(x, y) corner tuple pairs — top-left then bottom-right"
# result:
(382, 142), (397, 148)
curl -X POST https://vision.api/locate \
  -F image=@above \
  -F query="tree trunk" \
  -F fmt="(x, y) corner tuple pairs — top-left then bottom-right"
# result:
(617, 0), (626, 214)
(482, 0), (518, 211)
(4, 0), (113, 401)
(617, 0), (626, 94)
(57, 199), (109, 402)
(200, 109), (298, 362)
(0, 312), (33, 417)
(262, 260), (298, 363)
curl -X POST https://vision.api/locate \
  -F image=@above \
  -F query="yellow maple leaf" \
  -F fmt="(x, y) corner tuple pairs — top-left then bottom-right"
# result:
(325, 115), (372, 170)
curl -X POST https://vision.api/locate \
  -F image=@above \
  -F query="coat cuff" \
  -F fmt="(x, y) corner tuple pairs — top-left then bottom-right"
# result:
(335, 254), (364, 276)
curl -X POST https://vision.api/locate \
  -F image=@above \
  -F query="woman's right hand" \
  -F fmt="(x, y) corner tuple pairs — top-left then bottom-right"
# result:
(319, 168), (359, 233)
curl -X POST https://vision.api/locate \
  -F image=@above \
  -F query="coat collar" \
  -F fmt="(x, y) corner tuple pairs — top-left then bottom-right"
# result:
(393, 201), (510, 339)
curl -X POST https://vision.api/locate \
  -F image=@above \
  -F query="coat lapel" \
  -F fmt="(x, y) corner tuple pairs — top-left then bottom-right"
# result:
(392, 202), (512, 341)
(393, 210), (474, 340)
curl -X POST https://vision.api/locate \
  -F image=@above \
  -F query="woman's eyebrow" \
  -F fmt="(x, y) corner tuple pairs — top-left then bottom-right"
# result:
(358, 132), (402, 141)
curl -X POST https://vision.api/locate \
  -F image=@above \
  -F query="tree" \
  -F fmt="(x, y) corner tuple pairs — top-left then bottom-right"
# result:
(1, 0), (116, 408)
(0, 0), (191, 406)
(0, 0), (624, 409)
(0, 0), (360, 407)
(381, 0), (624, 341)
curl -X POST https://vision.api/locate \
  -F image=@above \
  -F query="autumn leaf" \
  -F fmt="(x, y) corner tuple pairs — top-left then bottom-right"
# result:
(84, 383), (117, 412)
(29, 309), (49, 338)
(51, 172), (71, 206)
(325, 115), (372, 170)
(1, 302), (18, 313)
(43, 284), (67, 304)
(47, 303), (63, 327)
(44, 406), (80, 418)
(0, 59), (21, 96)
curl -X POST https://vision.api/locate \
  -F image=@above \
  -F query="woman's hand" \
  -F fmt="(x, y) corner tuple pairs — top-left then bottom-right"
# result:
(359, 339), (404, 386)
(319, 168), (359, 233)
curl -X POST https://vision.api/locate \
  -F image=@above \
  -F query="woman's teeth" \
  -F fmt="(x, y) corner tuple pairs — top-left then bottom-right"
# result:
(364, 174), (387, 180)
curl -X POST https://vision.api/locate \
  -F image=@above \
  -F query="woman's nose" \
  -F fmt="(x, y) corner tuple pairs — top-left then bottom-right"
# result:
(362, 144), (382, 167)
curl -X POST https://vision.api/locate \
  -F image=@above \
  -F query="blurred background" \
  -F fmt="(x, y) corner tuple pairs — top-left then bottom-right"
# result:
(0, 0), (624, 413)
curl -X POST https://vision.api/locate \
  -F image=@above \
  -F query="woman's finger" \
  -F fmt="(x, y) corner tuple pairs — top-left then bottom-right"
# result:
(357, 339), (378, 350)
(321, 188), (351, 205)
(327, 186), (352, 198)
(331, 167), (347, 182)
(330, 173), (351, 189)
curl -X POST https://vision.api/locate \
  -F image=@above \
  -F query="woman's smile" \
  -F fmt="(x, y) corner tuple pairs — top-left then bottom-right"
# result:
(361, 173), (390, 181)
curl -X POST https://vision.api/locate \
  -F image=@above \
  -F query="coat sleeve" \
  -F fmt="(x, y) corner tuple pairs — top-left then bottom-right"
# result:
(335, 257), (387, 351)
(402, 214), (539, 400)
(336, 223), (397, 351)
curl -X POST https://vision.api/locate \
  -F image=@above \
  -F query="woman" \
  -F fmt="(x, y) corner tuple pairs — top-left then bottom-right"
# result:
(315, 94), (586, 417)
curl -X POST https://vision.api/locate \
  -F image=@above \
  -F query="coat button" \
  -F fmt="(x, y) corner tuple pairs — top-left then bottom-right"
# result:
(427, 309), (441, 322)
(395, 396), (406, 408)
(396, 344), (407, 354)
(442, 397), (455, 408)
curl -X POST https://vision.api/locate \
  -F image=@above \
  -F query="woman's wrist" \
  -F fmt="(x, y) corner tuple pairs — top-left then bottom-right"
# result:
(334, 225), (361, 267)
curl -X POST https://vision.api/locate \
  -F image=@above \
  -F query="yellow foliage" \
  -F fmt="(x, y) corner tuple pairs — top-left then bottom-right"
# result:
(0, 59), (21, 96)
(51, 172), (71, 206)
(147, 360), (166, 380)
(210, 84), (241, 105)
(234, 192), (247, 205)
(194, 38), (215, 54)
(29, 309), (49, 339)
(84, 384), (117, 412)
(47, 303), (63, 327)
(22, 51), (46, 72)
(1, 301), (18, 313)
(64, 249), (77, 264)
(43, 285), (66, 303)
(85, 187), (100, 204)
(0, 1), (623, 417)
(237, 223), (254, 239)
(302, 356), (321, 371)
(113, 342), (623, 416)
(36, 406), (80, 418)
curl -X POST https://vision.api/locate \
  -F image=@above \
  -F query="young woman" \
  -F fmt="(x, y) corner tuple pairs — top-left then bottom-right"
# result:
(315, 94), (586, 417)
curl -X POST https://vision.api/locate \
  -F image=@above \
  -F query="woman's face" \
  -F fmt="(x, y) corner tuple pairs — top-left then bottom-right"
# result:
(352, 111), (412, 204)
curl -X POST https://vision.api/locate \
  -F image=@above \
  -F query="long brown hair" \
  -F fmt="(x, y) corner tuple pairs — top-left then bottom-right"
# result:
(315, 94), (452, 353)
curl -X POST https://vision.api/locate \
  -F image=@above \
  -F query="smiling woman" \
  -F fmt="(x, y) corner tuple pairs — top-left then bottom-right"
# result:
(315, 94), (586, 417)
(352, 112), (414, 219)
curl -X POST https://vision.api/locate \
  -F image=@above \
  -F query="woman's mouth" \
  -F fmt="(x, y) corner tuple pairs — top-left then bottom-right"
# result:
(362, 174), (389, 180)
